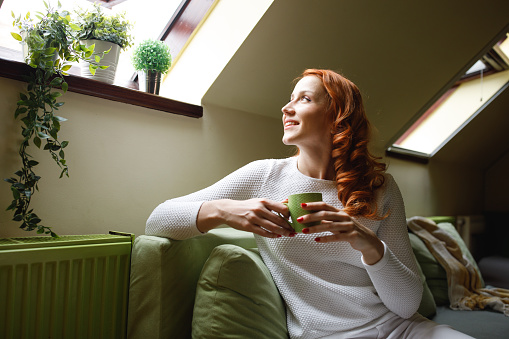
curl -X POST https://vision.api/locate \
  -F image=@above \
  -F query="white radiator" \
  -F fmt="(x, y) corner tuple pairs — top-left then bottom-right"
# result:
(0, 233), (132, 339)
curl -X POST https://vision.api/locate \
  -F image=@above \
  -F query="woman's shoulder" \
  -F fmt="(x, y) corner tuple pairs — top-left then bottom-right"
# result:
(377, 172), (404, 203)
(382, 172), (396, 186)
(228, 157), (295, 181)
(244, 157), (295, 171)
(371, 172), (398, 200)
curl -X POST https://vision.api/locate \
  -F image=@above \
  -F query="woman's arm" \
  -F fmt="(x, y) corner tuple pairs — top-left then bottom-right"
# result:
(146, 160), (292, 240)
(296, 174), (422, 318)
(197, 199), (292, 237)
(362, 174), (422, 318)
(298, 207), (386, 265)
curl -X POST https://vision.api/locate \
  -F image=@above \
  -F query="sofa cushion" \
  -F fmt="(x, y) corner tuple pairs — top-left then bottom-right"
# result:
(412, 246), (437, 318)
(127, 229), (257, 339)
(409, 221), (485, 306)
(192, 244), (288, 339)
(432, 305), (509, 339)
(409, 232), (449, 306)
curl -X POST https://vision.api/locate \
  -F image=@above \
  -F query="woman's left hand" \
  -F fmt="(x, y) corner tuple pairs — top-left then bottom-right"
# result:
(298, 202), (385, 265)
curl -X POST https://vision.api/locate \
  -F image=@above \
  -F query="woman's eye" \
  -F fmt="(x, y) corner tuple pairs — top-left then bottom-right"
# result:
(302, 96), (311, 102)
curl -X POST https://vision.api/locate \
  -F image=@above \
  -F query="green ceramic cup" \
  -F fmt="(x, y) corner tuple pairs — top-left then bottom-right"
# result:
(284, 192), (323, 233)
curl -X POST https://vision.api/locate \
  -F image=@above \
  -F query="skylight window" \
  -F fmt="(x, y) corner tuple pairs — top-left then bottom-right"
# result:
(388, 34), (509, 159)
(0, 0), (191, 85)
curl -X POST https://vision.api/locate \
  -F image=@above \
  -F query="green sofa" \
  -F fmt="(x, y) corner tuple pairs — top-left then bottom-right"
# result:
(127, 220), (509, 339)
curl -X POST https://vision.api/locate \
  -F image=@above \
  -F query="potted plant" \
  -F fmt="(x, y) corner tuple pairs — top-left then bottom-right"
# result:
(132, 39), (172, 95)
(6, 1), (106, 237)
(75, 3), (133, 84)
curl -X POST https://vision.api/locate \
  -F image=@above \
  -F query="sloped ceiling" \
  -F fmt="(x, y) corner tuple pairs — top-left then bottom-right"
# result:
(203, 0), (509, 169)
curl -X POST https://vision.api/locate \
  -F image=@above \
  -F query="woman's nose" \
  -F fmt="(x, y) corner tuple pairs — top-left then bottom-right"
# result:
(281, 102), (294, 115)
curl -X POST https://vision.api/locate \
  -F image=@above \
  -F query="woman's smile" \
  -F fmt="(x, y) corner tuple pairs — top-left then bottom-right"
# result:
(284, 119), (299, 129)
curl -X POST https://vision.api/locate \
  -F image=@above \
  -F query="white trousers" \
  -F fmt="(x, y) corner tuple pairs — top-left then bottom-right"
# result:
(350, 313), (475, 339)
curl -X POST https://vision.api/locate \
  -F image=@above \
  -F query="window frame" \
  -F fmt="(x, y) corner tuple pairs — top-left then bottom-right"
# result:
(386, 31), (509, 163)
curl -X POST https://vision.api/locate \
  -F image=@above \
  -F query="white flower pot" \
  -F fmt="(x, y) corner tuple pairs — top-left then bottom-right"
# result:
(80, 39), (121, 84)
(20, 31), (28, 62)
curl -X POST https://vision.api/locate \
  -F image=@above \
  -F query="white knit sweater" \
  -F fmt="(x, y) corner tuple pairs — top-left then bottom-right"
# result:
(146, 157), (422, 339)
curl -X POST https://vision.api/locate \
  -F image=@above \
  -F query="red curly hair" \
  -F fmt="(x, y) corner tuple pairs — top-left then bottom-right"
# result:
(299, 69), (387, 220)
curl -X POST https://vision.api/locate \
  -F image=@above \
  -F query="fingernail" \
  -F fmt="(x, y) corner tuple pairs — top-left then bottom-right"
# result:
(297, 217), (304, 222)
(289, 232), (296, 237)
(314, 237), (321, 242)
(301, 203), (307, 208)
(277, 234), (282, 238)
(302, 228), (309, 234)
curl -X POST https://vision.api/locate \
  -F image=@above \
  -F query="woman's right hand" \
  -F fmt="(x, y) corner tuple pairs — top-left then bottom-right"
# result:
(197, 199), (295, 238)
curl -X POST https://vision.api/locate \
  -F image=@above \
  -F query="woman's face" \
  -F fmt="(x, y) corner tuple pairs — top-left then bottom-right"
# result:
(281, 76), (331, 150)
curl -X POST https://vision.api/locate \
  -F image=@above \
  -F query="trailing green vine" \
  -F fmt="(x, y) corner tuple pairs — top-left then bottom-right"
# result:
(5, 1), (108, 237)
(5, 67), (69, 237)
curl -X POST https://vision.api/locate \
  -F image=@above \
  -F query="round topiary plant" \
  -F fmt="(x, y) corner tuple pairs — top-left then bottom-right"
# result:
(132, 39), (172, 73)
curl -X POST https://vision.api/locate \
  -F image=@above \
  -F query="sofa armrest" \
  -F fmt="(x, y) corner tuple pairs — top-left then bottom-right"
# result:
(127, 228), (256, 339)
(478, 256), (509, 289)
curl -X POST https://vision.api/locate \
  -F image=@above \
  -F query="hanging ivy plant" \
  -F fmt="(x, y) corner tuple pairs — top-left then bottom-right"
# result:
(5, 1), (108, 237)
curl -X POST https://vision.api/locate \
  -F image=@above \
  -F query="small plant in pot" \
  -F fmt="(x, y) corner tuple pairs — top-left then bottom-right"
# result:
(12, 1), (89, 68)
(7, 1), (107, 237)
(132, 39), (172, 95)
(75, 3), (133, 84)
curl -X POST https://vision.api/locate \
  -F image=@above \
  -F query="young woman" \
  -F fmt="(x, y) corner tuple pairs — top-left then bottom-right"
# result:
(146, 69), (473, 338)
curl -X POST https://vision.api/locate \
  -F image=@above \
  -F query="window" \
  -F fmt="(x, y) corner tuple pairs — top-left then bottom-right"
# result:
(0, 0), (186, 84)
(387, 33), (509, 160)
(0, 0), (214, 117)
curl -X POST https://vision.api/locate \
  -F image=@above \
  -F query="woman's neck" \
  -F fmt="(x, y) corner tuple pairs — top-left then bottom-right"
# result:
(297, 151), (335, 180)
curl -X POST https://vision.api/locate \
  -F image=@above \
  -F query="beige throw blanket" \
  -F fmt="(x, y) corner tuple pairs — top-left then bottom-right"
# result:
(407, 216), (509, 316)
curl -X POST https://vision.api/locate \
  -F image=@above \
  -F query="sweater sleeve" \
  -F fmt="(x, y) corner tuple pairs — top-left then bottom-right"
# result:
(360, 174), (422, 318)
(145, 160), (270, 240)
